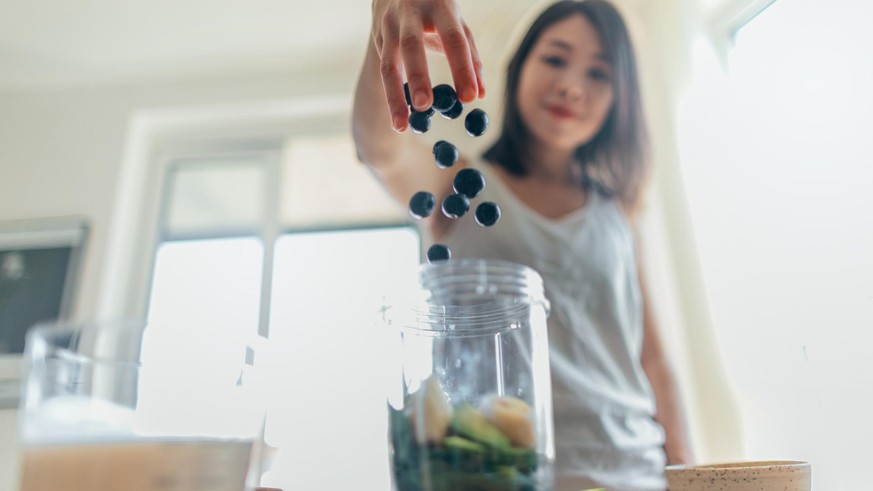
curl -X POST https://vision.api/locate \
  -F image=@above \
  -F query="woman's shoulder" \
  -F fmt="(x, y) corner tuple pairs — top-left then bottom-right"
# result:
(586, 185), (640, 241)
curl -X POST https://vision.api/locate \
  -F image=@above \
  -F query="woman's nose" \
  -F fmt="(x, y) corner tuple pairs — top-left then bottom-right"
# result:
(556, 76), (585, 101)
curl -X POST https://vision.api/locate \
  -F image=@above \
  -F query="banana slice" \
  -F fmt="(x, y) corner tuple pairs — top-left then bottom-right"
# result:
(483, 396), (535, 448)
(407, 376), (453, 444)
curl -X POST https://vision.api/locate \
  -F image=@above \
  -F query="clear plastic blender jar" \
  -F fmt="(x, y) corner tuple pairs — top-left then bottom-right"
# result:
(382, 259), (554, 491)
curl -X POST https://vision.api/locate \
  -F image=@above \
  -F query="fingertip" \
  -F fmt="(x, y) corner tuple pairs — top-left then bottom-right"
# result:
(478, 72), (487, 99)
(459, 86), (477, 104)
(413, 90), (431, 112)
(392, 114), (407, 133)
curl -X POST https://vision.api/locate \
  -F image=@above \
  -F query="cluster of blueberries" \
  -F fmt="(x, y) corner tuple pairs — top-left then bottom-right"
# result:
(403, 83), (501, 263)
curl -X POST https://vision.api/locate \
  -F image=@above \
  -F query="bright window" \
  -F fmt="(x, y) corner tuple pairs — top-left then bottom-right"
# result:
(259, 227), (419, 489)
(679, 1), (873, 488)
(144, 132), (419, 489)
(141, 237), (264, 436)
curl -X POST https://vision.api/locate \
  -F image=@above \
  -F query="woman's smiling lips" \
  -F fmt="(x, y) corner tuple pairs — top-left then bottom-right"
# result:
(545, 104), (578, 120)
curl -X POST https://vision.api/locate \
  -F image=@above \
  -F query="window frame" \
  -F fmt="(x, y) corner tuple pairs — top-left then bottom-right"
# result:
(705, 0), (779, 62)
(150, 144), (281, 338)
(99, 95), (352, 322)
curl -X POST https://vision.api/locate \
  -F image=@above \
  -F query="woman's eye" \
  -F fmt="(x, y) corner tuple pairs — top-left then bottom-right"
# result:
(541, 55), (566, 67)
(589, 69), (610, 82)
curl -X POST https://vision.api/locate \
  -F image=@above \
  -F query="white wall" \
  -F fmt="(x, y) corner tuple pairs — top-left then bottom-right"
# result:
(0, 59), (360, 491)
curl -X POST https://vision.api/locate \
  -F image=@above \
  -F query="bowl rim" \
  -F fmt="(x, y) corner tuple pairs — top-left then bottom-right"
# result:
(665, 460), (810, 472)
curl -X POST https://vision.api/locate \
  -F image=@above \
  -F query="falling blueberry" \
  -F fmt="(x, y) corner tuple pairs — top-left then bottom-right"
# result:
(453, 168), (485, 198)
(409, 191), (436, 219)
(409, 111), (431, 134)
(433, 141), (459, 169)
(427, 244), (451, 262)
(432, 84), (458, 112)
(442, 193), (471, 219)
(440, 101), (463, 120)
(464, 108), (489, 137)
(475, 201), (501, 227)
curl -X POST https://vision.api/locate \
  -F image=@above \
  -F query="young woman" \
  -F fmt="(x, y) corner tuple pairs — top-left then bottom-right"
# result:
(353, 1), (694, 489)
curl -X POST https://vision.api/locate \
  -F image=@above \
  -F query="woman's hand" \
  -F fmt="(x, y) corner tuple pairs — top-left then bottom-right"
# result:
(371, 0), (486, 131)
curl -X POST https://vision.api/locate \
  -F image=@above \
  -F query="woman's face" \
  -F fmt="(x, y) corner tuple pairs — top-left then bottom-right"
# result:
(516, 14), (615, 153)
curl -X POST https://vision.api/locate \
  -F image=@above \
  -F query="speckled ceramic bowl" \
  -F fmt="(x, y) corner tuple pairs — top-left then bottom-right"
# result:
(665, 460), (811, 490)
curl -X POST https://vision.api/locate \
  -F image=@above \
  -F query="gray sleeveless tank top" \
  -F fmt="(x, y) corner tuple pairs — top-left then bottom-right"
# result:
(439, 158), (667, 491)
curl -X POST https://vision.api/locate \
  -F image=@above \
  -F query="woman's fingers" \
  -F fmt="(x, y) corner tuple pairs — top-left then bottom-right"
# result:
(431, 3), (479, 103)
(464, 23), (486, 99)
(378, 17), (411, 132)
(372, 0), (485, 131)
(399, 9), (433, 111)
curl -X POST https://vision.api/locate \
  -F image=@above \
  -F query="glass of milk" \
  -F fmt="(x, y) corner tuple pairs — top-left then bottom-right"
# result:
(16, 319), (265, 491)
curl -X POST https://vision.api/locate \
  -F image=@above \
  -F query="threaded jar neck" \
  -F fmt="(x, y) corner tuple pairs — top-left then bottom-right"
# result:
(383, 259), (549, 336)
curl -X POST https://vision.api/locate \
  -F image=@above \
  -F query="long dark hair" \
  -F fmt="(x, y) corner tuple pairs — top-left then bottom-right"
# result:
(482, 0), (650, 208)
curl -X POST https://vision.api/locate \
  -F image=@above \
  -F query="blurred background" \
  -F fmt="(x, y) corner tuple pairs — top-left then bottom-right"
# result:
(1, 0), (871, 489)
